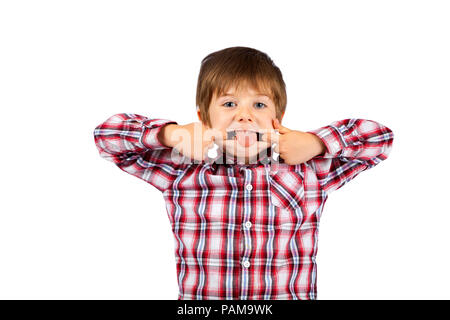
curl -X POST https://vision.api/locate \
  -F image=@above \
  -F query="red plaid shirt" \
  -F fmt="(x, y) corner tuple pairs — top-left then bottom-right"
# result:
(93, 113), (394, 300)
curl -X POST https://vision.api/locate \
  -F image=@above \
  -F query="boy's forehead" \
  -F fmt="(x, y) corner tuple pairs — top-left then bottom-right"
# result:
(216, 86), (272, 99)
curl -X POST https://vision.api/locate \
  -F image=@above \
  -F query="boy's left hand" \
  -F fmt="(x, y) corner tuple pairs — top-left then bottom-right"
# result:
(262, 118), (327, 165)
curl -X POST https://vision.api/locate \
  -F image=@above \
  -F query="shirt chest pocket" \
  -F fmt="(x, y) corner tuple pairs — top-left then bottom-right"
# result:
(269, 169), (305, 212)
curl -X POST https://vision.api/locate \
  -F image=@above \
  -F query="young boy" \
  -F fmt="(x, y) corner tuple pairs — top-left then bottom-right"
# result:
(93, 46), (394, 300)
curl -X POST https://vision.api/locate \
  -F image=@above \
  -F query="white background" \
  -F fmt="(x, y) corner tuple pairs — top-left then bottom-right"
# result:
(1, 0), (449, 299)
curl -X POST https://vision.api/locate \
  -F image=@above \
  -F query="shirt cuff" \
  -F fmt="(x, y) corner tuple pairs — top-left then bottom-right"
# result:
(306, 125), (346, 157)
(140, 118), (178, 150)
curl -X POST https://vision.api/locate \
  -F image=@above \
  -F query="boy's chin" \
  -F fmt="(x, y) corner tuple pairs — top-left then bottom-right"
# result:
(224, 147), (272, 164)
(213, 139), (274, 164)
(235, 156), (262, 165)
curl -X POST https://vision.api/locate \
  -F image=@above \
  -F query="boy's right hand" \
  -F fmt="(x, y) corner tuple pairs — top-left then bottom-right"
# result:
(160, 122), (226, 162)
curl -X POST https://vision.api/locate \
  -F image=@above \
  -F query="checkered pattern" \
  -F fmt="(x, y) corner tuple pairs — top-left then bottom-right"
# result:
(94, 113), (394, 300)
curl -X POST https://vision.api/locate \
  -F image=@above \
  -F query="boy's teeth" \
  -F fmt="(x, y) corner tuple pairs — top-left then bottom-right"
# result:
(227, 130), (264, 143)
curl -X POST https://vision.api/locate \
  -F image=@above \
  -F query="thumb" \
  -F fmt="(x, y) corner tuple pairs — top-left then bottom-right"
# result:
(215, 128), (227, 142)
(273, 118), (290, 134)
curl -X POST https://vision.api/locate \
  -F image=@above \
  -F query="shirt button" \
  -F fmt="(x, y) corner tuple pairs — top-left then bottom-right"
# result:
(244, 221), (252, 229)
(245, 184), (253, 191)
(242, 260), (250, 268)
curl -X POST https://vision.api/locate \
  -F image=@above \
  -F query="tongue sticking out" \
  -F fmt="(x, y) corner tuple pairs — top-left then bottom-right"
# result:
(235, 131), (257, 147)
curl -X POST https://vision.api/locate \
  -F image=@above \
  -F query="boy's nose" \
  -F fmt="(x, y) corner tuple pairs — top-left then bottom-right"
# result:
(236, 111), (254, 123)
(234, 105), (254, 121)
(238, 117), (253, 123)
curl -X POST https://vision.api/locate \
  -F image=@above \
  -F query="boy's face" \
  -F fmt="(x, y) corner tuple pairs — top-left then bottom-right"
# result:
(200, 85), (283, 164)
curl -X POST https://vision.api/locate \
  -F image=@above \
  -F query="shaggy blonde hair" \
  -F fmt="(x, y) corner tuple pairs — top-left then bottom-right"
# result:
(196, 46), (287, 127)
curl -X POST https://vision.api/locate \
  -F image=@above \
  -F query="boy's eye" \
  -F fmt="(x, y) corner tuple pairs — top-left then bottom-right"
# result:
(222, 102), (267, 109)
(223, 101), (236, 108)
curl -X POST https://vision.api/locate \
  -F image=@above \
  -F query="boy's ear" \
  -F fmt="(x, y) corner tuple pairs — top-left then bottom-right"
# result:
(197, 108), (201, 121)
(196, 108), (210, 128)
(281, 111), (285, 121)
(277, 112), (285, 125)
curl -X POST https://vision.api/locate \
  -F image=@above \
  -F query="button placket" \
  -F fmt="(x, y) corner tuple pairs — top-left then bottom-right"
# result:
(241, 168), (252, 271)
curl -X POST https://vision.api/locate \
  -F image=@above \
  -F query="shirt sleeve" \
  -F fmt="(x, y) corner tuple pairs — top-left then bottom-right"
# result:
(305, 118), (394, 196)
(93, 113), (186, 192)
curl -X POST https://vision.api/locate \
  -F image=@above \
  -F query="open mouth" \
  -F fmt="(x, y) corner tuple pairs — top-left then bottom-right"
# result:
(225, 130), (265, 148)
(226, 130), (264, 142)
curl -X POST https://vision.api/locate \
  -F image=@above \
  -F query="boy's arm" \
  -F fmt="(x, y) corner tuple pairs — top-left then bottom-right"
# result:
(305, 118), (394, 196)
(93, 113), (185, 192)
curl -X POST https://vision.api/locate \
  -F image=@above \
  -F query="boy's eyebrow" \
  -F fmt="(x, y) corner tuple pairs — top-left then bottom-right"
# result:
(220, 92), (272, 99)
